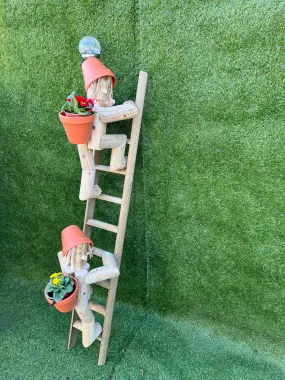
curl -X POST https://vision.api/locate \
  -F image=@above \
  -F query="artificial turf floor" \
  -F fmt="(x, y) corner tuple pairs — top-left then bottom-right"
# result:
(1, 279), (284, 380)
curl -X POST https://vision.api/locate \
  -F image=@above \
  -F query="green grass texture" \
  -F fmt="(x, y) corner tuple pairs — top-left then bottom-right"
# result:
(0, 0), (285, 363)
(1, 279), (284, 379)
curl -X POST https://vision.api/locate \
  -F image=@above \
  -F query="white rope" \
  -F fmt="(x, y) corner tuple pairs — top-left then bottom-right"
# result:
(61, 244), (93, 274)
(61, 247), (75, 274)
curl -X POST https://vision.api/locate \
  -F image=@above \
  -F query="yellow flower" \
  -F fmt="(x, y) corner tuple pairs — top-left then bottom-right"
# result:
(50, 273), (58, 279)
(52, 278), (60, 285)
(57, 272), (62, 276)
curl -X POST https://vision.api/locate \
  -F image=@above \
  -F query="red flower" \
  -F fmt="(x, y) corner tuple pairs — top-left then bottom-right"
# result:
(66, 98), (71, 102)
(75, 95), (85, 102)
(87, 98), (94, 107)
(75, 95), (90, 108)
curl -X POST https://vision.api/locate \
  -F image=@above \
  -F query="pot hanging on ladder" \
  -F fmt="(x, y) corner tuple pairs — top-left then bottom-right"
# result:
(44, 276), (78, 313)
(59, 111), (95, 144)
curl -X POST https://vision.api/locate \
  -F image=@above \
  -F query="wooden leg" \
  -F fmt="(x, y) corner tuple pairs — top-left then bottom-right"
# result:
(110, 142), (127, 170)
(68, 308), (80, 350)
(101, 134), (127, 171)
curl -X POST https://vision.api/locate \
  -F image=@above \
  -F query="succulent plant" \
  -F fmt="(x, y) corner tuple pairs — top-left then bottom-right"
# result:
(45, 272), (75, 302)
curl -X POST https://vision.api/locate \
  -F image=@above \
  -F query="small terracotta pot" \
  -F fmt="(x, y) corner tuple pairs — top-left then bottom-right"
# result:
(59, 111), (95, 144)
(82, 57), (116, 92)
(44, 276), (78, 313)
(65, 113), (83, 118)
(61, 225), (93, 256)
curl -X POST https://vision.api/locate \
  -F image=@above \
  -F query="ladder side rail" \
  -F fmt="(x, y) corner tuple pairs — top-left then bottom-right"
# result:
(98, 71), (148, 366)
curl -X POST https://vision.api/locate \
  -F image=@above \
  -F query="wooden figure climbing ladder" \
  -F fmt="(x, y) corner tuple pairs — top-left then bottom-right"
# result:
(68, 71), (148, 366)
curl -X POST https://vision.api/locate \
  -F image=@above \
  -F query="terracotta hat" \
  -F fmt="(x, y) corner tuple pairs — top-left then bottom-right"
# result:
(61, 225), (93, 256)
(82, 57), (116, 92)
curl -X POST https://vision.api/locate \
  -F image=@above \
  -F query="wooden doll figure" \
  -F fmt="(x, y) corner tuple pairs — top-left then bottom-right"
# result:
(77, 37), (138, 201)
(57, 225), (120, 348)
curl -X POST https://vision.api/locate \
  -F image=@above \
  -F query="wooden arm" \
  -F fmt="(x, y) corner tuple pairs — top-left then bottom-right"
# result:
(84, 251), (120, 285)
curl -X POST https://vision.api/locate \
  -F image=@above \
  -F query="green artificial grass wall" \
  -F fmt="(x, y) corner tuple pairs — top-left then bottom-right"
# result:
(139, 0), (285, 355)
(1, 0), (284, 357)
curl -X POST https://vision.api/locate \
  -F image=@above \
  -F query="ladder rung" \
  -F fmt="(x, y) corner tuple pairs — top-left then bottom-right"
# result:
(73, 320), (82, 331)
(95, 165), (126, 175)
(88, 301), (107, 316)
(92, 247), (114, 258)
(96, 280), (110, 289)
(87, 219), (118, 233)
(97, 194), (122, 204)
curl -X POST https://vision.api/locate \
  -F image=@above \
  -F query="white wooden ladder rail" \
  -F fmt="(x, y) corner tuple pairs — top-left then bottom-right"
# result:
(68, 71), (148, 366)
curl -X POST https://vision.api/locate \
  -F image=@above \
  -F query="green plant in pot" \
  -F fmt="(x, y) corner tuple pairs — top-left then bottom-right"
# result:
(61, 91), (94, 116)
(44, 272), (78, 313)
(59, 92), (95, 144)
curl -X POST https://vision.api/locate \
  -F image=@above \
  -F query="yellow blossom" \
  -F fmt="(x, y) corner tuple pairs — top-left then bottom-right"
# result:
(50, 273), (58, 279)
(57, 272), (62, 276)
(52, 278), (60, 285)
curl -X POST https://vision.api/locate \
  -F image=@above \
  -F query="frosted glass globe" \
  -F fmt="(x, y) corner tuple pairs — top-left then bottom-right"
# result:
(79, 36), (101, 59)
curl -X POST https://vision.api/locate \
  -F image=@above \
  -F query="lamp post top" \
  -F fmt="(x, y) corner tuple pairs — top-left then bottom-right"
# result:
(79, 36), (101, 59)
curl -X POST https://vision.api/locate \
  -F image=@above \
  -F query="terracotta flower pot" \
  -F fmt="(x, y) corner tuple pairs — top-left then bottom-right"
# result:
(44, 276), (78, 313)
(59, 111), (95, 144)
(82, 57), (116, 92)
(61, 225), (93, 256)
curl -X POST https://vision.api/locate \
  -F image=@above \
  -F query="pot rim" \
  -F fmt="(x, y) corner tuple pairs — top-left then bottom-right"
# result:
(59, 111), (95, 125)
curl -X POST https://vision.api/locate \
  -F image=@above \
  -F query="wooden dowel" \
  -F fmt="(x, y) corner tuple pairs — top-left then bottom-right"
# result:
(78, 145), (101, 200)
(115, 71), (148, 266)
(110, 143), (127, 171)
(83, 150), (101, 237)
(86, 219), (118, 233)
(92, 247), (109, 257)
(79, 171), (102, 201)
(73, 320), (83, 331)
(101, 134), (127, 149)
(84, 265), (120, 285)
(102, 251), (118, 268)
(98, 103), (137, 123)
(92, 247), (115, 259)
(96, 194), (122, 204)
(98, 71), (148, 366)
(68, 309), (80, 349)
(96, 280), (110, 289)
(95, 165), (126, 175)
(88, 301), (107, 316)
(78, 144), (95, 170)
(74, 270), (103, 348)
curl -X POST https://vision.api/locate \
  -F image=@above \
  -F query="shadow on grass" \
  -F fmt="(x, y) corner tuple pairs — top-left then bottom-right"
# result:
(1, 280), (284, 380)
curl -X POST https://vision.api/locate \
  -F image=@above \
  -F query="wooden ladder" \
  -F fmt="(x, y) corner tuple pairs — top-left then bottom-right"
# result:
(68, 71), (148, 366)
